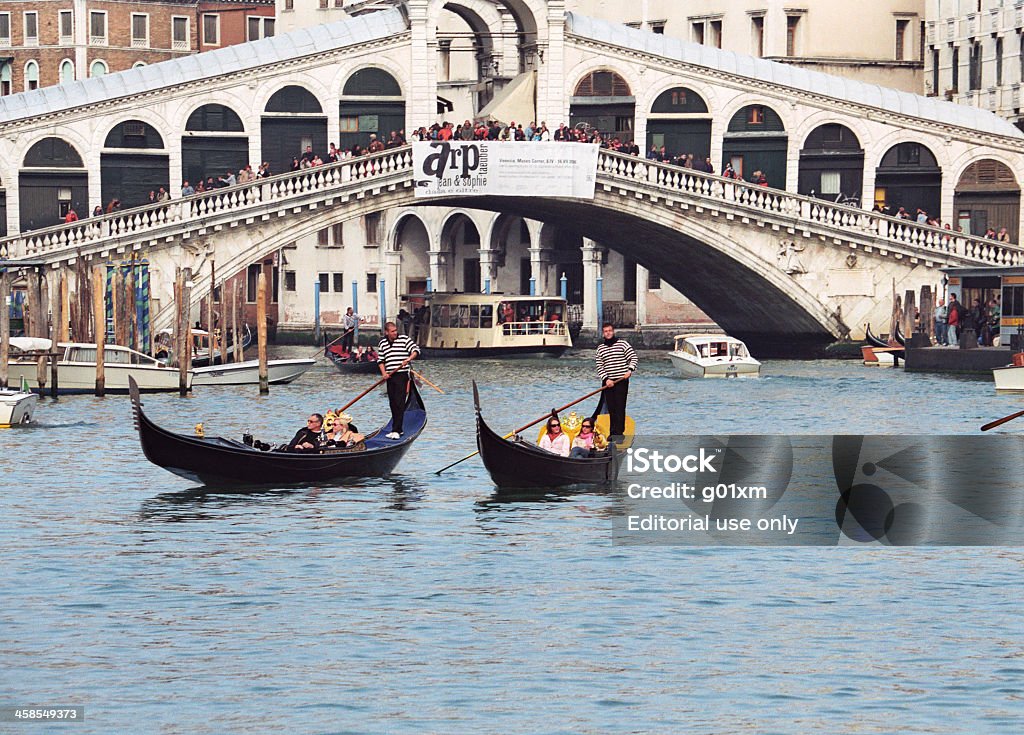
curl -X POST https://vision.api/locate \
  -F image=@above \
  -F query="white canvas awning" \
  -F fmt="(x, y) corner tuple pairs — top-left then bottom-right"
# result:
(477, 71), (536, 125)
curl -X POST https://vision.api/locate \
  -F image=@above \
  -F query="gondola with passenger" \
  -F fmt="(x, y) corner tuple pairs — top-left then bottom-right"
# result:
(129, 375), (426, 486)
(325, 344), (380, 374)
(472, 381), (631, 489)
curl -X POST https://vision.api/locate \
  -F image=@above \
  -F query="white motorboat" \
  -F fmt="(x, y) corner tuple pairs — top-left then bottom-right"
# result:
(6, 338), (191, 394)
(667, 334), (761, 378)
(191, 358), (316, 386)
(993, 359), (1024, 392)
(0, 379), (39, 427)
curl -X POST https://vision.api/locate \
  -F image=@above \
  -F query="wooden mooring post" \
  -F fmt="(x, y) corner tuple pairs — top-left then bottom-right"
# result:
(178, 267), (192, 396)
(50, 271), (62, 397)
(93, 265), (105, 397)
(0, 270), (9, 390)
(257, 272), (268, 394)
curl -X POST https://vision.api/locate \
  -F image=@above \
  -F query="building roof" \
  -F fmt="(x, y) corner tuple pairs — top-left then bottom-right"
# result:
(566, 12), (1024, 140)
(0, 8), (408, 124)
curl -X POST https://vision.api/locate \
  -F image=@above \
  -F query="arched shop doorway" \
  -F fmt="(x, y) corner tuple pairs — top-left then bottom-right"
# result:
(873, 143), (941, 218)
(647, 87), (712, 163)
(261, 85), (328, 176)
(101, 120), (170, 209)
(19, 138), (88, 231)
(339, 68), (405, 152)
(569, 70), (634, 141)
(181, 104), (248, 187)
(722, 104), (787, 187)
(798, 123), (864, 204)
(954, 159), (1020, 241)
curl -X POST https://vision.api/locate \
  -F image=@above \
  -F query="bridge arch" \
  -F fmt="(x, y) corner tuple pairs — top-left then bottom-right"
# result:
(952, 158), (1021, 240)
(100, 120), (170, 210)
(20, 137), (88, 230)
(645, 85), (713, 165)
(181, 103), (249, 188)
(339, 67), (406, 152)
(722, 102), (788, 187)
(439, 210), (484, 292)
(798, 122), (866, 203)
(260, 84), (329, 177)
(427, 0), (543, 45)
(489, 213), (531, 294)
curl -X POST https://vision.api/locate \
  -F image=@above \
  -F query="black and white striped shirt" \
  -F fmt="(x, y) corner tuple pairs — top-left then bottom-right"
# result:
(596, 339), (638, 381)
(378, 334), (420, 373)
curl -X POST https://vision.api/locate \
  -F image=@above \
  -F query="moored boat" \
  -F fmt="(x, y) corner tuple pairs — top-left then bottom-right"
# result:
(473, 381), (626, 489)
(667, 334), (761, 378)
(0, 380), (39, 427)
(326, 346), (380, 374)
(992, 356), (1024, 392)
(417, 293), (572, 358)
(191, 358), (316, 386)
(7, 338), (191, 394)
(129, 375), (426, 486)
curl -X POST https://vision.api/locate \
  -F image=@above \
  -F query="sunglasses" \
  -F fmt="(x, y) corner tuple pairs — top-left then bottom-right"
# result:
(549, 423), (561, 429)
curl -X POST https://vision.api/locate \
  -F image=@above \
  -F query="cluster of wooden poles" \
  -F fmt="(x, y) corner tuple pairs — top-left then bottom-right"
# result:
(0, 258), (271, 397)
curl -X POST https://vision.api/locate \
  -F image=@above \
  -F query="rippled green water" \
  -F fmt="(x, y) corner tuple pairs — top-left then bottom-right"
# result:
(1, 350), (1022, 733)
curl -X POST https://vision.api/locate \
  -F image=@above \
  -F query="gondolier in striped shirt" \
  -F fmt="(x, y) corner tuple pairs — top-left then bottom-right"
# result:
(596, 322), (637, 439)
(378, 321), (420, 439)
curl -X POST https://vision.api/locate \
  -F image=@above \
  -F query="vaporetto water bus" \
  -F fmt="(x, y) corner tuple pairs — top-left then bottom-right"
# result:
(416, 293), (572, 358)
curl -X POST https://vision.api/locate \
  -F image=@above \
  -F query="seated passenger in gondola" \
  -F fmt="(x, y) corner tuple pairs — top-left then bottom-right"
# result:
(569, 418), (606, 458)
(327, 411), (364, 448)
(538, 417), (570, 457)
(288, 413), (325, 452)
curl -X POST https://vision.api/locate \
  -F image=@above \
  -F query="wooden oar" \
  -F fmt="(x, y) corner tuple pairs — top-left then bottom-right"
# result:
(338, 370), (394, 412)
(981, 409), (1024, 432)
(412, 369), (444, 394)
(434, 376), (627, 475)
(312, 328), (354, 360)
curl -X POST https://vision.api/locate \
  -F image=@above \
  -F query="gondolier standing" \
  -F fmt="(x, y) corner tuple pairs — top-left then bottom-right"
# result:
(378, 321), (420, 439)
(596, 322), (637, 440)
(342, 307), (361, 352)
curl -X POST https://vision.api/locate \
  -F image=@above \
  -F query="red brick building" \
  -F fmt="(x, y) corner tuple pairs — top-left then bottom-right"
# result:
(0, 0), (274, 94)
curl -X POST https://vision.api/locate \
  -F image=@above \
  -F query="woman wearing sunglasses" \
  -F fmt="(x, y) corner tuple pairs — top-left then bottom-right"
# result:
(570, 419), (604, 459)
(538, 417), (570, 457)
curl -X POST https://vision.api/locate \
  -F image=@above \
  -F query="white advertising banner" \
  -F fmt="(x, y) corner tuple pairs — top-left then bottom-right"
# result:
(412, 141), (599, 199)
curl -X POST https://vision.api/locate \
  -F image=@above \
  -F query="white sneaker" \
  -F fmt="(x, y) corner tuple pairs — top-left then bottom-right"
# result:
(385, 431), (401, 439)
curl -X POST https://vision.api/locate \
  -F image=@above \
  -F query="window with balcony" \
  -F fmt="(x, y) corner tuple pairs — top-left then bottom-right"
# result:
(90, 11), (107, 46)
(172, 17), (189, 50)
(202, 14), (219, 46)
(24, 12), (38, 46)
(131, 14), (149, 48)
(0, 14), (10, 47)
(59, 11), (73, 44)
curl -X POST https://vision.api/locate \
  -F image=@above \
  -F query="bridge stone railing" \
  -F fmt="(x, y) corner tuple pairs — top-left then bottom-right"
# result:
(3, 144), (1023, 270)
(0, 146), (416, 262)
(595, 149), (1024, 267)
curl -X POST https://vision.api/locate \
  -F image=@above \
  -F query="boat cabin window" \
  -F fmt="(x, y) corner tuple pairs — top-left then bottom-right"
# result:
(683, 342), (699, 357)
(729, 342), (748, 358)
(67, 347), (137, 364)
(481, 305), (493, 329)
(431, 304), (449, 328)
(709, 342), (728, 357)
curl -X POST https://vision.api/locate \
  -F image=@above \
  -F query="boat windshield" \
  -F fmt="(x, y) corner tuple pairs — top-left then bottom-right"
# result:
(729, 342), (749, 358)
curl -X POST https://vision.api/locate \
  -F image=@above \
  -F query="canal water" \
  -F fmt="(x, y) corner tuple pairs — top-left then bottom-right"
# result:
(1, 349), (1022, 734)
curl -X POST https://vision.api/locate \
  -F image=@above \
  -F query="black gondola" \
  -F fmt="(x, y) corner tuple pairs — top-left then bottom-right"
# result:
(129, 375), (426, 486)
(894, 323), (907, 346)
(327, 352), (380, 374)
(472, 381), (620, 489)
(865, 323), (903, 351)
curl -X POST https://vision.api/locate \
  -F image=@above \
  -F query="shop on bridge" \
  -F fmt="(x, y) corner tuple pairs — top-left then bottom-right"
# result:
(181, 104), (249, 187)
(873, 142), (941, 218)
(646, 87), (712, 164)
(569, 70), (635, 141)
(953, 160), (1020, 241)
(19, 138), (88, 231)
(261, 85), (328, 176)
(101, 121), (171, 210)
(798, 123), (865, 205)
(721, 104), (787, 187)
(338, 68), (405, 152)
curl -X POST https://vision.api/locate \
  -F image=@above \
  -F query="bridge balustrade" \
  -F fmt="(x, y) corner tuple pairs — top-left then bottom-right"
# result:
(2, 144), (1022, 270)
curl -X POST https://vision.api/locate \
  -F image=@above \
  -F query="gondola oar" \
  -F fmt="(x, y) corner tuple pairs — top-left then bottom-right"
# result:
(412, 369), (444, 394)
(434, 376), (628, 475)
(312, 327), (354, 360)
(981, 408), (1024, 432)
(337, 366), (403, 412)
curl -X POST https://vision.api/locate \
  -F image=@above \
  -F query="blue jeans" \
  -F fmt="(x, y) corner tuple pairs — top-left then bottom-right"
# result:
(934, 320), (947, 345)
(570, 447), (590, 459)
(947, 324), (958, 347)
